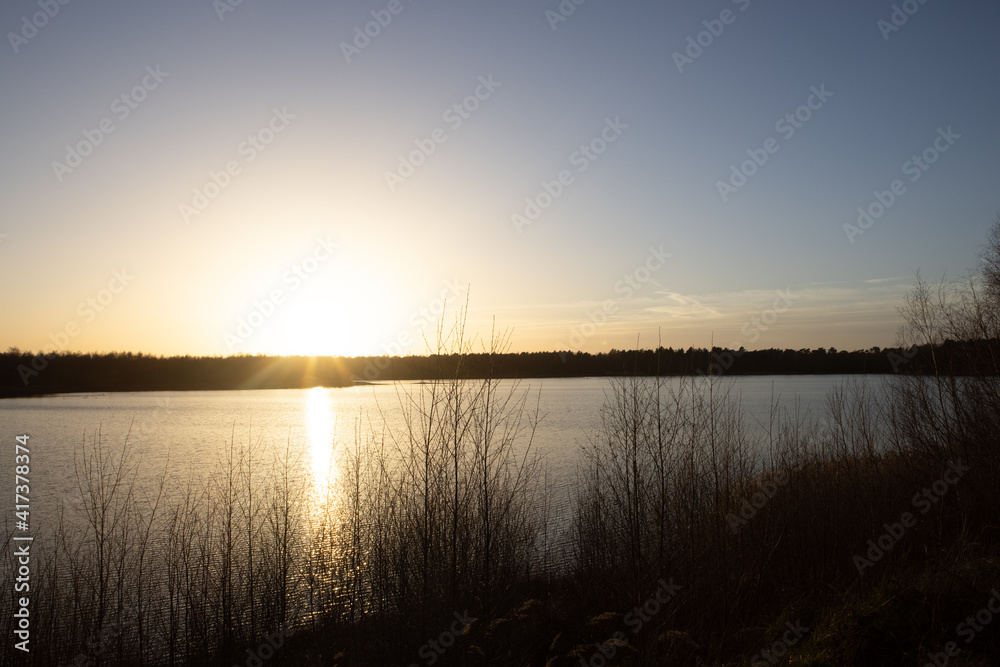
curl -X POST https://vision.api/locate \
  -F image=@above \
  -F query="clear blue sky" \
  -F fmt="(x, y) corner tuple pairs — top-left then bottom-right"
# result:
(1, 0), (998, 356)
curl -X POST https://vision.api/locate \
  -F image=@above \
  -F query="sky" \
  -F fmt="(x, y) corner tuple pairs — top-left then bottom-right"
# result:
(1, 0), (998, 358)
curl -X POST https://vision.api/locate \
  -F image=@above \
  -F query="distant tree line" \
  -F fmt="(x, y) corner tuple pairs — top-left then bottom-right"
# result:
(0, 342), (969, 398)
(0, 350), (352, 398)
(340, 344), (947, 381)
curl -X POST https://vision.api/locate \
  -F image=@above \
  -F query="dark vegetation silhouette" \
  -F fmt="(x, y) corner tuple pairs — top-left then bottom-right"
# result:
(0, 353), (352, 398)
(0, 345), (944, 399)
(347, 345), (927, 380)
(3, 214), (1000, 665)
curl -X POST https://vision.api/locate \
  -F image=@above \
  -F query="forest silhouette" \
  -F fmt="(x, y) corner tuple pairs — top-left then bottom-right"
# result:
(0, 343), (946, 398)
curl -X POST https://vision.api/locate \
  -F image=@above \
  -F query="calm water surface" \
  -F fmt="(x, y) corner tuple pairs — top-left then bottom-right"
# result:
(0, 375), (889, 533)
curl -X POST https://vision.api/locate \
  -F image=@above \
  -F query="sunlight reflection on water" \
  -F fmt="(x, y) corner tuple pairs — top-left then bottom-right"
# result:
(306, 386), (336, 498)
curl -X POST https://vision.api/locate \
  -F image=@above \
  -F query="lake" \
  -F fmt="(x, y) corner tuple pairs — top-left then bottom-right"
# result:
(0, 374), (889, 538)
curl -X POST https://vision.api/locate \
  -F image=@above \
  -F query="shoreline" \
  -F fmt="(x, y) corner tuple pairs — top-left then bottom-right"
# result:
(0, 370), (914, 400)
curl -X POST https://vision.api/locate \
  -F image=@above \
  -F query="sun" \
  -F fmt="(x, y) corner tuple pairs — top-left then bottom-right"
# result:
(278, 300), (362, 356)
(280, 301), (344, 356)
(224, 240), (408, 358)
(276, 288), (401, 357)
